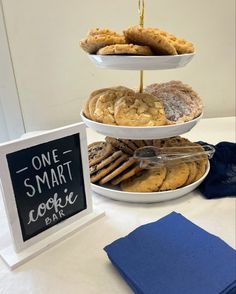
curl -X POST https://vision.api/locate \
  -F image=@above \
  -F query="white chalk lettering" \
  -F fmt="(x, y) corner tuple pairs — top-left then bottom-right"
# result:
(41, 152), (51, 166)
(27, 191), (78, 224)
(44, 209), (65, 226)
(45, 217), (51, 226)
(51, 168), (60, 187)
(32, 149), (60, 171)
(52, 149), (59, 163)
(38, 202), (47, 217)
(32, 156), (42, 170)
(52, 213), (59, 222)
(59, 209), (65, 218)
(63, 161), (72, 180)
(28, 209), (39, 224)
(31, 163), (72, 195)
(36, 172), (51, 193)
(24, 178), (36, 197)
(46, 197), (55, 210)
(57, 164), (66, 184)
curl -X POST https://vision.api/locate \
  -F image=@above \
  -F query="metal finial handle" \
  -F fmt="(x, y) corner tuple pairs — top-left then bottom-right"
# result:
(138, 0), (145, 93)
(138, 0), (144, 27)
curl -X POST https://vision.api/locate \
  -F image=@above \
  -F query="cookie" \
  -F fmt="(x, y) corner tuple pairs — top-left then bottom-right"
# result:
(138, 28), (194, 54)
(132, 140), (146, 148)
(159, 163), (189, 191)
(88, 28), (121, 37)
(120, 167), (167, 192)
(123, 26), (177, 55)
(91, 154), (128, 183)
(99, 158), (137, 185)
(93, 87), (135, 124)
(185, 161), (198, 185)
(194, 159), (208, 181)
(88, 141), (113, 166)
(97, 44), (153, 55)
(119, 139), (138, 151)
(157, 30), (194, 54)
(111, 165), (143, 185)
(89, 93), (103, 121)
(83, 88), (111, 119)
(144, 140), (153, 146)
(153, 139), (167, 148)
(145, 81), (203, 123)
(80, 34), (126, 54)
(89, 150), (123, 175)
(145, 86), (195, 124)
(105, 137), (134, 155)
(159, 81), (202, 116)
(162, 136), (192, 147)
(114, 93), (166, 126)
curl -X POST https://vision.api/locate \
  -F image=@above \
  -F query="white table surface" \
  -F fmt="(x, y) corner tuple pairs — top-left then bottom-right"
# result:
(0, 117), (235, 294)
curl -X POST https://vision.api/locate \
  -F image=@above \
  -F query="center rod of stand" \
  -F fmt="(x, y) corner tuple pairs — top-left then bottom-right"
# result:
(138, 0), (145, 93)
(139, 70), (144, 93)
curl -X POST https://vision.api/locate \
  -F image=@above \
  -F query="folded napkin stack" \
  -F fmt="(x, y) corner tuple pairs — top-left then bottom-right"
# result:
(198, 141), (236, 198)
(104, 212), (236, 294)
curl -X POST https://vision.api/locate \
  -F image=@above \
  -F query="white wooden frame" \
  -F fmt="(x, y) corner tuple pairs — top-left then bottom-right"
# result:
(0, 1), (25, 141)
(0, 123), (98, 254)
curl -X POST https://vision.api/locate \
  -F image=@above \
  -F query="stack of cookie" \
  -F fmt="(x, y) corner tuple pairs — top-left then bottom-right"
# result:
(83, 86), (166, 126)
(88, 138), (144, 185)
(83, 81), (202, 126)
(144, 80), (203, 124)
(88, 136), (208, 192)
(80, 26), (194, 56)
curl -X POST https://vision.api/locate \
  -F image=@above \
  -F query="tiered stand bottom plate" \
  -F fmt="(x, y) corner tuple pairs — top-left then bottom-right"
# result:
(91, 163), (210, 203)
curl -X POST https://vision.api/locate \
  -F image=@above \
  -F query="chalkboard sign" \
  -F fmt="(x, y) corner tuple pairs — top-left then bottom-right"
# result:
(0, 123), (93, 252)
(6, 133), (87, 241)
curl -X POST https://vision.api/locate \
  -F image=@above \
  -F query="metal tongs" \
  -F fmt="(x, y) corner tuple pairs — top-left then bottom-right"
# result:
(133, 145), (215, 169)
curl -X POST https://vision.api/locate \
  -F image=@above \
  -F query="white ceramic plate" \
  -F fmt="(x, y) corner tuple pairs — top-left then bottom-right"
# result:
(88, 53), (195, 70)
(80, 111), (203, 140)
(91, 163), (210, 203)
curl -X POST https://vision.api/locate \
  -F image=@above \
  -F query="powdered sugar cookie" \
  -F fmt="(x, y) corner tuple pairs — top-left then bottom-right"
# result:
(145, 81), (203, 123)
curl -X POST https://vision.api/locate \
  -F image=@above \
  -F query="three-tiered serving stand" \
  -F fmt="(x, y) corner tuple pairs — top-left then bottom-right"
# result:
(81, 0), (209, 203)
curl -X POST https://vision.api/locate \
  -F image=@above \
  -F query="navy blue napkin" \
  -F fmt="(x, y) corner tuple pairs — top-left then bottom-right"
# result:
(104, 212), (236, 294)
(198, 142), (236, 198)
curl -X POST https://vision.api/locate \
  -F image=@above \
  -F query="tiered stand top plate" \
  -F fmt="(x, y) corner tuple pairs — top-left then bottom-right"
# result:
(88, 53), (195, 70)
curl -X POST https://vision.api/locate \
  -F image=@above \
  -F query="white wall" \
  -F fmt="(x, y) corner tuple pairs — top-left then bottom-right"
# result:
(0, 99), (8, 142)
(0, 2), (25, 141)
(1, 0), (235, 131)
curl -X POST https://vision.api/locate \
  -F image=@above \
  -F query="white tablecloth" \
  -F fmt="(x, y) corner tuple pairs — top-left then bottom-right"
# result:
(0, 117), (235, 294)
